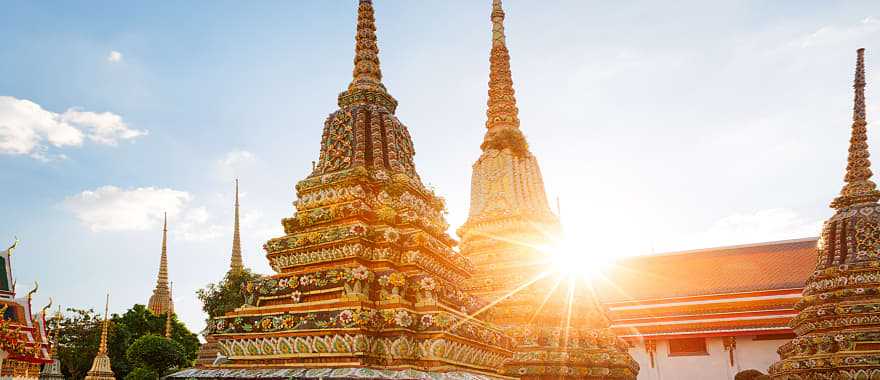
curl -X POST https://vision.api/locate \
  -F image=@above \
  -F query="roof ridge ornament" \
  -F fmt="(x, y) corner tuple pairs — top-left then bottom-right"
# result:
(832, 48), (880, 209)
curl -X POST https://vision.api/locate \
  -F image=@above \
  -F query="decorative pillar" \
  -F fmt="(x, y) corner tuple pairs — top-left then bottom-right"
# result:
(645, 339), (657, 368)
(723, 336), (736, 367)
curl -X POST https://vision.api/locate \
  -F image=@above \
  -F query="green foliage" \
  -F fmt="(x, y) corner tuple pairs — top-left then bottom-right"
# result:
(126, 335), (187, 375)
(124, 367), (159, 380)
(56, 305), (199, 380)
(197, 268), (260, 319)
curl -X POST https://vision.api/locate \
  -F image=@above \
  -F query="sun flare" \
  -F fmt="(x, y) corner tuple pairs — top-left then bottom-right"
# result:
(545, 237), (616, 280)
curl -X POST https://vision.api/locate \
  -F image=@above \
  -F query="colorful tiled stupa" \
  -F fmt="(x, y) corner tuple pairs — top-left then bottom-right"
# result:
(458, 1), (638, 379)
(769, 49), (880, 379)
(148, 214), (173, 315)
(0, 239), (53, 378)
(186, 0), (516, 377)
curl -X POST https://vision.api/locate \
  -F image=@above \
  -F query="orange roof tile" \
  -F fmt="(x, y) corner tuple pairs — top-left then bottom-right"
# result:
(596, 238), (818, 303)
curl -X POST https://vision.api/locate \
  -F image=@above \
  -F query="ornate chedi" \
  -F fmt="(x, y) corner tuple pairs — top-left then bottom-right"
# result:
(770, 49), (880, 379)
(458, 2), (637, 379)
(187, 1), (516, 378)
(0, 239), (53, 378)
(85, 295), (115, 380)
(147, 214), (173, 315)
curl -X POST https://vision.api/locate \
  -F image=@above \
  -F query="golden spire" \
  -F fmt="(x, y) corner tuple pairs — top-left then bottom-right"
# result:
(165, 282), (173, 338)
(148, 213), (173, 314)
(485, 0), (520, 131)
(85, 294), (114, 380)
(349, 0), (384, 92)
(230, 180), (243, 273)
(98, 294), (109, 355)
(832, 48), (880, 209)
(338, 0), (398, 112)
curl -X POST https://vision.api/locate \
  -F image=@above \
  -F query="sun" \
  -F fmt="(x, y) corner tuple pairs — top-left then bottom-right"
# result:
(544, 237), (615, 280)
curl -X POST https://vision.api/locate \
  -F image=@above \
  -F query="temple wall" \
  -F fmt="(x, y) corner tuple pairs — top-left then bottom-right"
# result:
(628, 336), (786, 379)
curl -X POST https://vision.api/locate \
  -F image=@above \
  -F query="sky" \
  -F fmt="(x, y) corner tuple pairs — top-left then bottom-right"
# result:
(2, 0), (880, 333)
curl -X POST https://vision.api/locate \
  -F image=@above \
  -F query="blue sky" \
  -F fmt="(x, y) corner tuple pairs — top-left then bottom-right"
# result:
(2, 0), (880, 332)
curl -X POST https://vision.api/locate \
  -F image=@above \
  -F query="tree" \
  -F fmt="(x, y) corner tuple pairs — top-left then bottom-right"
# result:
(126, 335), (187, 376)
(56, 308), (129, 380)
(114, 304), (199, 363)
(197, 268), (260, 319)
(56, 305), (199, 380)
(124, 367), (159, 380)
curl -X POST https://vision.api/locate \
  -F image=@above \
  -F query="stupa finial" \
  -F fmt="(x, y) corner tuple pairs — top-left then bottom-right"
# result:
(338, 0), (397, 112)
(485, 0), (520, 131)
(230, 179), (243, 273)
(98, 293), (109, 355)
(159, 212), (169, 287)
(165, 282), (173, 338)
(832, 48), (880, 209)
(349, 0), (384, 92)
(148, 212), (173, 314)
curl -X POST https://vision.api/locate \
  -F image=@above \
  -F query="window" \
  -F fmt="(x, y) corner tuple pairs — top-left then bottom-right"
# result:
(668, 338), (708, 356)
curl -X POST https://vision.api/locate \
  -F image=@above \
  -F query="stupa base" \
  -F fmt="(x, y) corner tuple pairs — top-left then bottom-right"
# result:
(166, 367), (513, 380)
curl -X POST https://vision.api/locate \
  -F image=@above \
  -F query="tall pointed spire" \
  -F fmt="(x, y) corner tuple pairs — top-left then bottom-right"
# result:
(771, 49), (880, 379)
(98, 294), (109, 355)
(84, 294), (114, 380)
(230, 180), (243, 273)
(165, 282), (173, 338)
(148, 213), (173, 315)
(485, 0), (520, 131)
(832, 48), (880, 209)
(337, 0), (398, 113)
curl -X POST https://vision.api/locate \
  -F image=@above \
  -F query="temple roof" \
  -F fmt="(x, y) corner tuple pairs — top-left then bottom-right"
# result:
(596, 238), (817, 303)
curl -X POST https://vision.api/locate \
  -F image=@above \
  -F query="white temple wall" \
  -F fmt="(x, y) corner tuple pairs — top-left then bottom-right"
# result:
(628, 336), (785, 380)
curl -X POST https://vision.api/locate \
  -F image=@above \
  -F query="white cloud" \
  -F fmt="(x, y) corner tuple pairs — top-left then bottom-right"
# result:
(700, 208), (822, 247)
(107, 51), (123, 63)
(796, 16), (880, 48)
(217, 149), (257, 178)
(63, 186), (191, 232)
(0, 96), (146, 160)
(63, 186), (230, 241)
(60, 108), (147, 145)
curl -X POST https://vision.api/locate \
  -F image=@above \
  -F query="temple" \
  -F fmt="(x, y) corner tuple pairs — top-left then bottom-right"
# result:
(167, 3), (880, 380)
(458, 1), (637, 378)
(768, 49), (880, 379)
(84, 295), (115, 380)
(0, 239), (53, 378)
(148, 213), (173, 315)
(185, 0), (517, 377)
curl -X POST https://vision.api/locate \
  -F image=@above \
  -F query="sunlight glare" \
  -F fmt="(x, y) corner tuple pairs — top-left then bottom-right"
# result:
(545, 237), (615, 280)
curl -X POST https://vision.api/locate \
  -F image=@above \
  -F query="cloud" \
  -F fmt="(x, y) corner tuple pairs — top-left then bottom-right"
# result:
(60, 108), (147, 145)
(107, 51), (123, 63)
(217, 149), (257, 178)
(63, 186), (191, 231)
(63, 186), (231, 241)
(796, 16), (880, 48)
(700, 208), (821, 247)
(0, 96), (146, 160)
